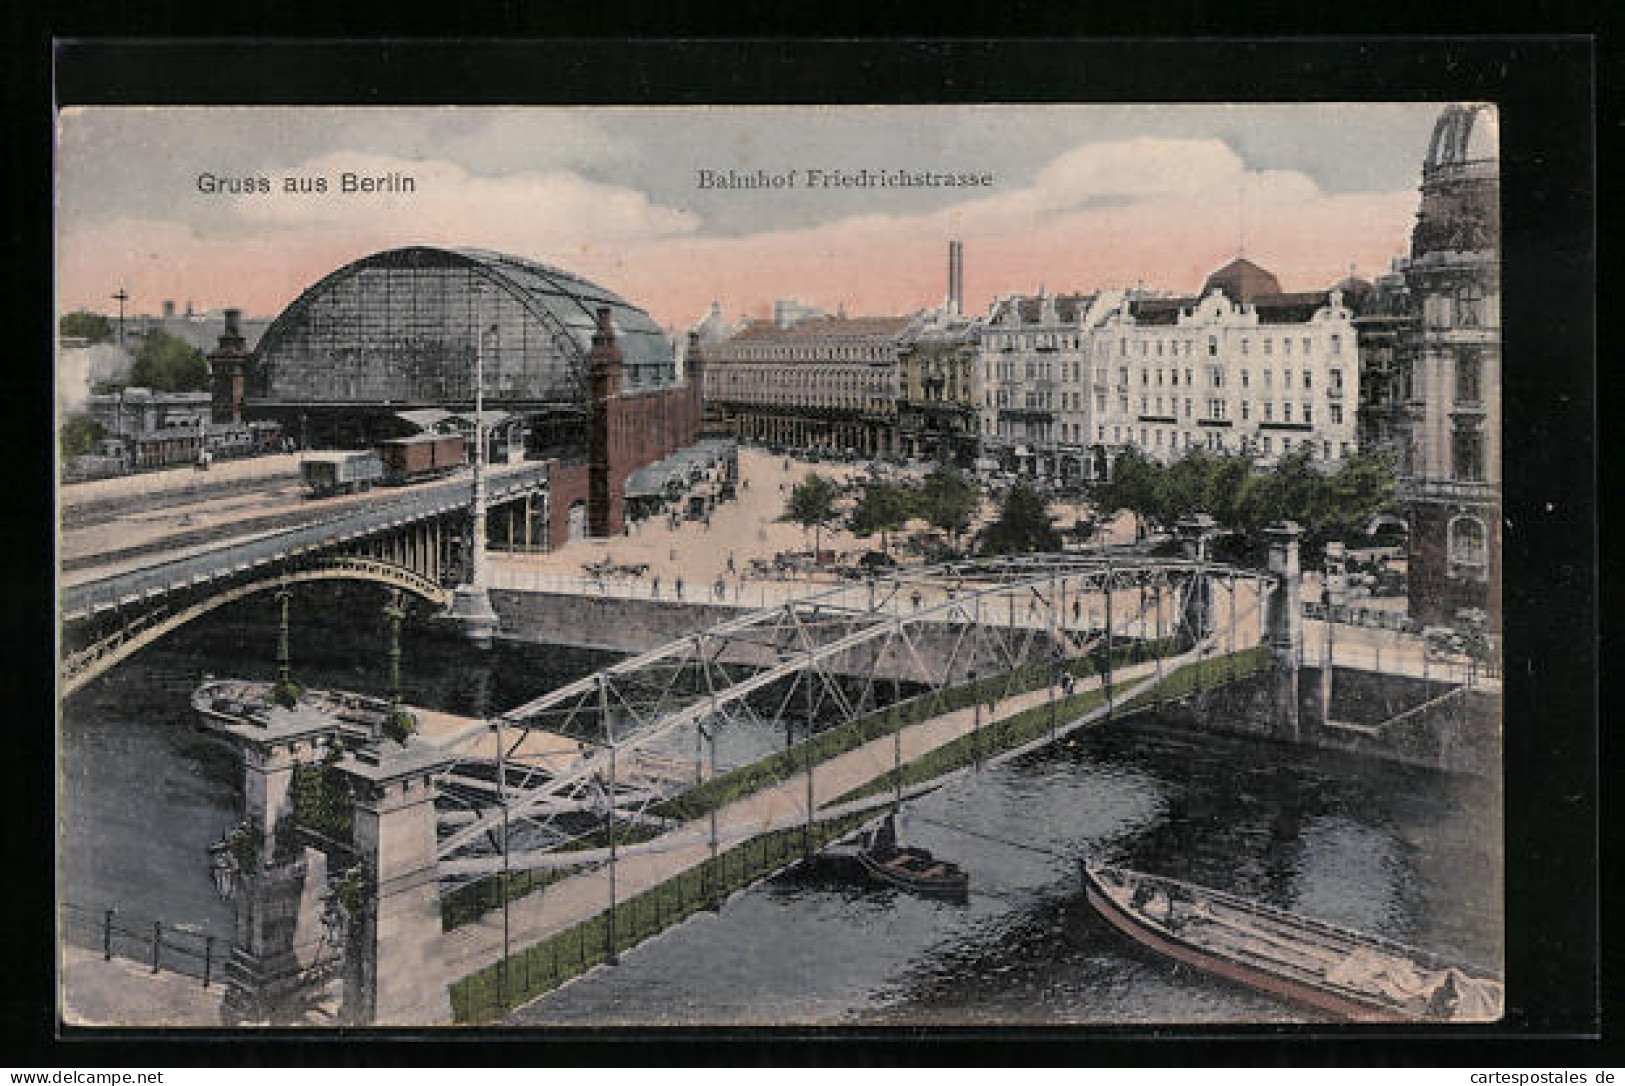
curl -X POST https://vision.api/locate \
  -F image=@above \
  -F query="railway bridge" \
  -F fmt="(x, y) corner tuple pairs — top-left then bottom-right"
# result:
(58, 463), (550, 697)
(200, 526), (1316, 1025)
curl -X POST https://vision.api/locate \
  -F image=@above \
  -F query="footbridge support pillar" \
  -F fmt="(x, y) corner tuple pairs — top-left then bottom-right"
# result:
(339, 741), (456, 1026)
(1264, 520), (1305, 741)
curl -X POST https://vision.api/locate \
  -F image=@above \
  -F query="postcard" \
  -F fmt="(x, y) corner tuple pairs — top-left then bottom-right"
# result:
(56, 102), (1504, 1029)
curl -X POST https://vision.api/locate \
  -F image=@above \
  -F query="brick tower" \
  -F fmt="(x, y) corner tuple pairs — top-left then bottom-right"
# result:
(209, 308), (249, 424)
(587, 307), (625, 537)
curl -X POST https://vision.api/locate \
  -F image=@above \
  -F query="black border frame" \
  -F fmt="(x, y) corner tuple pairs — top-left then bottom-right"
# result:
(13, 36), (1601, 1066)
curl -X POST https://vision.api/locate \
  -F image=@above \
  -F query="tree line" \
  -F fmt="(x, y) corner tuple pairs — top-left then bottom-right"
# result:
(780, 447), (1398, 567)
(1089, 446), (1397, 560)
(780, 465), (1060, 559)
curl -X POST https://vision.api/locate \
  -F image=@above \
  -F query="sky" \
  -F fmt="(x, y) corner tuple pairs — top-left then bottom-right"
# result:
(55, 104), (1452, 332)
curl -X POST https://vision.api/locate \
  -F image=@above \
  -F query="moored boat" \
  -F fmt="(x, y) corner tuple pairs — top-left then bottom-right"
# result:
(1083, 862), (1502, 1022)
(855, 813), (969, 901)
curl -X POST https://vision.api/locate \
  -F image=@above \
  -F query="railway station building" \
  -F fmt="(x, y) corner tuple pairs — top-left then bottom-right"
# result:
(215, 245), (705, 546)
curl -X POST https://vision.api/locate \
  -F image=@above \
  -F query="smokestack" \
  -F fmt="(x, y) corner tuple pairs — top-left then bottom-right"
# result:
(947, 239), (964, 316)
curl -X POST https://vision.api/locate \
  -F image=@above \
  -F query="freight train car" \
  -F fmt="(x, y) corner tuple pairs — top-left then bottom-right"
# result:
(301, 451), (386, 496)
(378, 433), (465, 485)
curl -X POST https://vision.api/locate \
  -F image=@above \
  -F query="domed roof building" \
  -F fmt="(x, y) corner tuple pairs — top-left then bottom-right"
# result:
(1201, 257), (1283, 304)
(1412, 104), (1500, 259)
(1397, 104), (1501, 626)
(248, 246), (678, 415)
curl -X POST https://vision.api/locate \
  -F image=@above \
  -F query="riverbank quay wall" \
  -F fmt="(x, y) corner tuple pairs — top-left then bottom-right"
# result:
(1136, 663), (1498, 778)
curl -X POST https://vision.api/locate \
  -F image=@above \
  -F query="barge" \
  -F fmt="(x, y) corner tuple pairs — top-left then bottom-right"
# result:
(1083, 862), (1502, 1022)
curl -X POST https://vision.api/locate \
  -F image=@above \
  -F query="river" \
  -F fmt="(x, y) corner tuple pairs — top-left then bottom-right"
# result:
(58, 583), (1502, 1025)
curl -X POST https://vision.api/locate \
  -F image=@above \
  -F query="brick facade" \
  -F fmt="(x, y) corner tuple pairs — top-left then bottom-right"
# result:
(546, 313), (705, 547)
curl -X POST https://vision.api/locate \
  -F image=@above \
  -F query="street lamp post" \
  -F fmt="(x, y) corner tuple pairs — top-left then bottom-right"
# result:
(443, 324), (500, 645)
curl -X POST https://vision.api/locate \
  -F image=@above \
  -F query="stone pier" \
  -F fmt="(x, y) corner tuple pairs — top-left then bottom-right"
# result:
(1263, 520), (1305, 741)
(338, 741), (455, 1026)
(212, 706), (340, 1024)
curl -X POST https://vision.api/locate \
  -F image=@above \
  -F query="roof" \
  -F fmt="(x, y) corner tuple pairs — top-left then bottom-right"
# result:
(395, 408), (452, 432)
(724, 315), (913, 343)
(624, 438), (738, 498)
(257, 244), (676, 379)
(987, 293), (1097, 326)
(1202, 257), (1283, 303)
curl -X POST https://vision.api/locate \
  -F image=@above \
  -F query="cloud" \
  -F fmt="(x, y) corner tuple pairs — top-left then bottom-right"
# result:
(56, 135), (1421, 332)
(227, 152), (700, 244)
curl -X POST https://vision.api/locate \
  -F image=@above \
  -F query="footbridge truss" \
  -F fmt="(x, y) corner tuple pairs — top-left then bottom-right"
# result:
(429, 555), (1278, 880)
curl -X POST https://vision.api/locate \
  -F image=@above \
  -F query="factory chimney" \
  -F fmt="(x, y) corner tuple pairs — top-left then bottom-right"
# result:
(947, 239), (964, 316)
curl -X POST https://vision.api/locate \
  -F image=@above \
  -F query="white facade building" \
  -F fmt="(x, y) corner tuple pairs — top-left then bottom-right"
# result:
(1092, 282), (1361, 469)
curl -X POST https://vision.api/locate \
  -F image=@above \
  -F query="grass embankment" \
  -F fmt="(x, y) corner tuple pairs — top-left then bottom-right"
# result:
(440, 636), (1185, 929)
(828, 644), (1272, 807)
(447, 811), (874, 1023)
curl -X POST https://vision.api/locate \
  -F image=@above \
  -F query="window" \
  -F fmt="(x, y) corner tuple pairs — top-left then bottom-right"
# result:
(1323, 440), (1332, 459)
(1456, 350), (1483, 403)
(1454, 284), (1485, 327)
(1330, 403), (1343, 425)
(1263, 338), (1273, 355)
(1242, 369), (1250, 389)
(1283, 369), (1292, 390)
(1283, 402), (1293, 422)
(1211, 366), (1224, 388)
(1098, 425), (1105, 441)
(1302, 370), (1312, 390)
(1340, 442), (1350, 458)
(1262, 436), (1272, 454)
(1302, 338), (1312, 355)
(1331, 367), (1344, 390)
(1283, 338), (1292, 356)
(1302, 403), (1312, 424)
(1452, 426), (1486, 482)
(1448, 516), (1488, 579)
(1171, 369), (1179, 387)
(1184, 398), (1193, 418)
(1241, 401), (1250, 420)
(1208, 335), (1218, 356)
(1264, 401), (1274, 421)
(1156, 369), (1163, 386)
(1331, 334), (1342, 355)
(1264, 369), (1273, 389)
(1185, 368), (1193, 386)
(1241, 338), (1250, 355)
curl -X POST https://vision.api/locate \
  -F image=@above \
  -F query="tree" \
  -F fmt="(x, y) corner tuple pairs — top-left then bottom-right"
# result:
(130, 328), (208, 391)
(59, 412), (106, 458)
(779, 473), (840, 556)
(979, 482), (1061, 555)
(1090, 448), (1163, 540)
(917, 465), (979, 545)
(849, 481), (917, 554)
(59, 310), (113, 343)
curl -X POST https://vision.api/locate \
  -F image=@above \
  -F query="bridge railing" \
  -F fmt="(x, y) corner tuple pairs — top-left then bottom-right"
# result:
(61, 464), (548, 618)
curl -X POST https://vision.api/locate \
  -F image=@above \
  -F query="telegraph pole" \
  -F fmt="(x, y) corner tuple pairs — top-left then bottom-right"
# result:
(111, 287), (129, 351)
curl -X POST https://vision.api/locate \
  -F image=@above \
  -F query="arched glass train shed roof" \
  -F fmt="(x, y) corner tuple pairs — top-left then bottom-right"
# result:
(248, 245), (677, 408)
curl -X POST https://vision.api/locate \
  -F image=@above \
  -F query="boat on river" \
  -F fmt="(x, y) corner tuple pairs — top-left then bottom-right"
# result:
(855, 813), (969, 902)
(1083, 862), (1502, 1022)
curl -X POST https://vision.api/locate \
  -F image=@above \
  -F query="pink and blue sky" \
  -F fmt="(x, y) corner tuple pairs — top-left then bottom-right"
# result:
(56, 104), (1452, 331)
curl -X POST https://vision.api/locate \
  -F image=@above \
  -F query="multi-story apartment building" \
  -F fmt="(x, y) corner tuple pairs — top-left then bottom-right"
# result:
(1394, 103), (1500, 626)
(1089, 259), (1362, 475)
(702, 312), (911, 457)
(977, 290), (1116, 482)
(897, 308), (981, 466)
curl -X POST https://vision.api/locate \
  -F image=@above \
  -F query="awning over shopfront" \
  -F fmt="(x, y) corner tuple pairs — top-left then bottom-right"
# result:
(624, 438), (738, 500)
